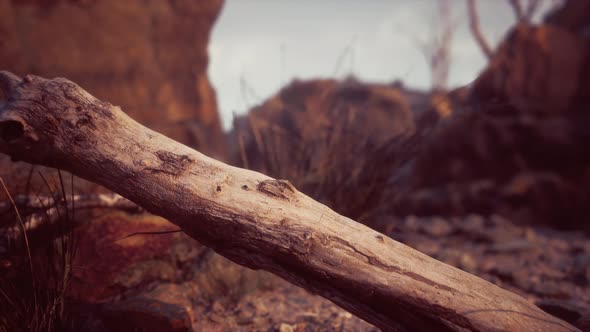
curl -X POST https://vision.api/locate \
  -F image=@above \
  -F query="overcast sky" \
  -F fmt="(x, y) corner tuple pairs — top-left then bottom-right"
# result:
(208, 0), (554, 129)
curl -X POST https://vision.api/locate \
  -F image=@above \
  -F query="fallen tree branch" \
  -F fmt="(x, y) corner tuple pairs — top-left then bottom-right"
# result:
(0, 192), (141, 239)
(0, 71), (578, 331)
(0, 192), (141, 219)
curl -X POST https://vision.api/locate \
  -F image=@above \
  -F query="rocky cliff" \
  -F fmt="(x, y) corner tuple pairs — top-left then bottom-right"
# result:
(0, 0), (225, 157)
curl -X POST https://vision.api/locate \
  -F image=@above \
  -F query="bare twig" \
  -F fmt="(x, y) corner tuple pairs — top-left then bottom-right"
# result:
(466, 0), (494, 60)
(508, 0), (541, 23)
(0, 192), (140, 216)
(114, 229), (183, 242)
(411, 0), (456, 91)
(508, 0), (526, 21)
(524, 0), (541, 21)
(0, 193), (141, 237)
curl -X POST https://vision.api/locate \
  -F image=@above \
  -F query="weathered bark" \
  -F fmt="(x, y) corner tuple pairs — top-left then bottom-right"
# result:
(0, 71), (578, 331)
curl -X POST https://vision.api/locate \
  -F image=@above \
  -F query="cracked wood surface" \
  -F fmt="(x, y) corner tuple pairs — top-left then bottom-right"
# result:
(0, 71), (578, 332)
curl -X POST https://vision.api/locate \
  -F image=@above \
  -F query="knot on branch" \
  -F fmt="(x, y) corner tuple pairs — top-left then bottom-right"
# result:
(0, 120), (24, 142)
(257, 179), (296, 201)
(149, 150), (195, 176)
(0, 71), (119, 165)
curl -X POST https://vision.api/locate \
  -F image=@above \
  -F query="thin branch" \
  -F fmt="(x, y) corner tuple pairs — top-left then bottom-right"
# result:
(0, 193), (142, 235)
(0, 193), (141, 216)
(114, 229), (183, 242)
(508, 0), (526, 22)
(411, 0), (456, 91)
(466, 0), (494, 60)
(524, 0), (541, 21)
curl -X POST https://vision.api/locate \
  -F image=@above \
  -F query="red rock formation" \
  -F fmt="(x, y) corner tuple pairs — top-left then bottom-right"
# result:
(471, 24), (585, 115)
(0, 0), (225, 157)
(471, 0), (590, 115)
(381, 2), (590, 229)
(0, 3), (233, 329)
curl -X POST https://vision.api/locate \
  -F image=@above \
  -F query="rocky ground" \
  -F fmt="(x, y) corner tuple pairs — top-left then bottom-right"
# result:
(55, 213), (587, 331)
(185, 213), (590, 331)
(383, 215), (590, 330)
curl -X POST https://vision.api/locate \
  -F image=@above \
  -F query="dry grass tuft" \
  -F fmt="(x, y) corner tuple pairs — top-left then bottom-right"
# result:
(0, 172), (78, 332)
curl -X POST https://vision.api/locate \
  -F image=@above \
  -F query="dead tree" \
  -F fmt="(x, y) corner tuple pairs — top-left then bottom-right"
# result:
(507, 0), (542, 23)
(466, 0), (552, 60)
(415, 0), (455, 91)
(0, 71), (578, 331)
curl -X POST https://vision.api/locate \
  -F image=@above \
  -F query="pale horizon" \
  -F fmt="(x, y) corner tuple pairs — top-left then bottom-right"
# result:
(209, 0), (555, 129)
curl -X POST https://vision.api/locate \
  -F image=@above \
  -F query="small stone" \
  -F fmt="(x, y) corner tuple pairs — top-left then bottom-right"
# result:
(338, 312), (353, 319)
(488, 240), (533, 253)
(236, 315), (253, 325)
(530, 281), (572, 298)
(403, 215), (420, 232)
(208, 313), (224, 323)
(252, 317), (268, 328)
(422, 217), (452, 237)
(524, 227), (537, 242)
(489, 257), (521, 281)
(211, 300), (224, 313)
(255, 302), (269, 316)
(489, 214), (511, 227)
(101, 296), (191, 332)
(413, 240), (441, 257)
(436, 249), (462, 266)
(548, 238), (570, 252)
(459, 253), (477, 273)
(297, 312), (319, 322)
(236, 303), (256, 325)
(279, 323), (295, 332)
(480, 257), (498, 272)
(463, 214), (485, 231)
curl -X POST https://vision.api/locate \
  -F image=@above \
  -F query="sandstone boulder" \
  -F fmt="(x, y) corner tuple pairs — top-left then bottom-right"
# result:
(471, 24), (586, 115)
(0, 0), (225, 157)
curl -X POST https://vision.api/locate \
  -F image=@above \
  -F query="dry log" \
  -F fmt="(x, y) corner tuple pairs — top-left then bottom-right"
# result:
(0, 71), (578, 331)
(0, 193), (141, 218)
(0, 192), (141, 239)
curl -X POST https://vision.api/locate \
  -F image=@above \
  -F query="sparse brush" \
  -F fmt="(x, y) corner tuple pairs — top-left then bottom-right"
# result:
(237, 106), (407, 223)
(0, 171), (78, 332)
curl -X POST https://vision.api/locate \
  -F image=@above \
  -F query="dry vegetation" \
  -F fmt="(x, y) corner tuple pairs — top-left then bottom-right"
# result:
(0, 173), (76, 332)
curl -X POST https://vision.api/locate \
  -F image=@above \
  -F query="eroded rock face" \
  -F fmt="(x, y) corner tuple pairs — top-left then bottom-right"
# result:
(545, 0), (590, 35)
(369, 5), (590, 230)
(472, 0), (590, 115)
(471, 24), (586, 115)
(0, 0), (225, 157)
